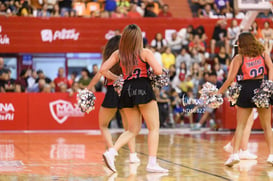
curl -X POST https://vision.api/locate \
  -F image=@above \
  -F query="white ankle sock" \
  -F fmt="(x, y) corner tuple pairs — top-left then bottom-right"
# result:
(130, 152), (137, 158)
(148, 156), (157, 166)
(108, 147), (118, 156)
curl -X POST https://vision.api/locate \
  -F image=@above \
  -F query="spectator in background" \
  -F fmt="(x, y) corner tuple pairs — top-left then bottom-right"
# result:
(154, 87), (170, 128)
(0, 69), (8, 92)
(144, 2), (157, 17)
(51, 3), (60, 16)
(227, 19), (240, 53)
(37, 4), (51, 17)
(27, 69), (37, 92)
(18, 0), (32, 16)
(45, 0), (57, 13)
(176, 47), (191, 71)
(210, 19), (229, 55)
(158, 4), (172, 17)
(30, 0), (43, 16)
(90, 64), (103, 92)
(167, 31), (182, 55)
(4, 69), (15, 92)
(78, 68), (91, 89)
(195, 25), (208, 48)
(178, 25), (195, 48)
(198, 3), (216, 18)
(213, 45), (230, 73)
(188, 34), (206, 54)
(111, 6), (126, 18)
(250, 21), (262, 40)
(36, 70), (52, 84)
(15, 69), (28, 92)
(261, 21), (273, 53)
(53, 67), (69, 92)
(104, 0), (117, 17)
(68, 71), (78, 88)
(151, 32), (167, 53)
(213, 0), (231, 16)
(58, 0), (73, 16)
(161, 47), (175, 69)
(127, 3), (142, 18)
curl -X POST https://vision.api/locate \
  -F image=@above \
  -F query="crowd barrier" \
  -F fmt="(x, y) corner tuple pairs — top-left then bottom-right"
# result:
(0, 93), (104, 130)
(0, 93), (269, 130)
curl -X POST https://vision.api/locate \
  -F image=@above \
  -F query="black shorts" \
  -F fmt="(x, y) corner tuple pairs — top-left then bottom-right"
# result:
(236, 79), (263, 108)
(119, 78), (156, 108)
(101, 85), (119, 108)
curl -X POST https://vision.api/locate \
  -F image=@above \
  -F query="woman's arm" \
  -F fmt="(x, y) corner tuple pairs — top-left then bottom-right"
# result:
(99, 50), (119, 80)
(142, 48), (163, 75)
(264, 52), (273, 81)
(218, 55), (242, 94)
(86, 72), (102, 91)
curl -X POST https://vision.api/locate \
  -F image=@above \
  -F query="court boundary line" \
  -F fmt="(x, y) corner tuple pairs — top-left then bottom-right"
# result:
(122, 147), (232, 181)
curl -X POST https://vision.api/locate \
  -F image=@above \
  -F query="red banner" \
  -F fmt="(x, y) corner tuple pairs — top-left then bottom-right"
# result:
(28, 93), (104, 130)
(0, 17), (221, 53)
(0, 93), (28, 130)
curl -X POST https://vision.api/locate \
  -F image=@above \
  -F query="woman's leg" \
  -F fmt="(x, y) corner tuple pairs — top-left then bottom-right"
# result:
(103, 107), (142, 172)
(257, 108), (273, 157)
(225, 107), (252, 167)
(139, 100), (168, 172)
(99, 107), (117, 148)
(120, 109), (140, 163)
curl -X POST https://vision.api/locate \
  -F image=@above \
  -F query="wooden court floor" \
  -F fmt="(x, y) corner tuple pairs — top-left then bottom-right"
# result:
(0, 129), (272, 181)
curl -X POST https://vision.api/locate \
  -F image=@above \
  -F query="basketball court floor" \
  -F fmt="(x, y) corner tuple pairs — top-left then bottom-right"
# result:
(0, 129), (272, 181)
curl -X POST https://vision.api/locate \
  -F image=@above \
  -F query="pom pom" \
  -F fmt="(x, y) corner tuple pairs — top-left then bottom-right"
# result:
(148, 68), (169, 88)
(226, 82), (242, 106)
(199, 82), (223, 109)
(77, 89), (96, 113)
(113, 75), (124, 96)
(252, 80), (273, 108)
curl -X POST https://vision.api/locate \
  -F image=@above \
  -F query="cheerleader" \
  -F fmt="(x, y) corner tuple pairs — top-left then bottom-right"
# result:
(223, 42), (257, 160)
(217, 32), (273, 167)
(100, 24), (168, 173)
(87, 35), (140, 164)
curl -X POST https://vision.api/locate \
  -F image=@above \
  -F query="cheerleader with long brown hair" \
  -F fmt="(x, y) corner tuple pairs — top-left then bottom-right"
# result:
(217, 32), (273, 167)
(100, 24), (168, 173)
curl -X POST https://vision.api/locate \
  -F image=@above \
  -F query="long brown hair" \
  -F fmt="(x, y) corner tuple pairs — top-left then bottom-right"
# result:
(119, 24), (143, 75)
(238, 32), (265, 57)
(102, 35), (122, 75)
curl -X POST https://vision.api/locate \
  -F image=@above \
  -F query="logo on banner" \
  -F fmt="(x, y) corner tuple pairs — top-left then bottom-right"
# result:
(0, 25), (10, 45)
(0, 103), (15, 121)
(49, 100), (84, 124)
(41, 28), (80, 43)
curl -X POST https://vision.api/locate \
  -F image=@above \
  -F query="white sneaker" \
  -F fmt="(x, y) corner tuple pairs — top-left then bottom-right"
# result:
(223, 142), (233, 153)
(267, 154), (273, 165)
(129, 153), (140, 163)
(103, 151), (117, 172)
(239, 149), (257, 160)
(146, 163), (168, 173)
(224, 154), (240, 167)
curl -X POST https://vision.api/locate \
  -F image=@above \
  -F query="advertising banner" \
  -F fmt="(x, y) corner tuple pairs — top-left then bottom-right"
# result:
(0, 93), (28, 130)
(28, 93), (104, 130)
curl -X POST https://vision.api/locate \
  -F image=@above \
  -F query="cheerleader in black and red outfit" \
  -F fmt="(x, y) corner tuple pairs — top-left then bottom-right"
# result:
(223, 41), (257, 160)
(217, 32), (273, 167)
(100, 24), (168, 173)
(87, 35), (140, 164)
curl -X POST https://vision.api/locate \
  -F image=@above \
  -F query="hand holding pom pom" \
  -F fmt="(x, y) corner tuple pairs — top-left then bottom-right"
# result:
(113, 75), (124, 96)
(199, 82), (223, 109)
(252, 80), (273, 108)
(77, 89), (96, 113)
(148, 68), (169, 88)
(226, 82), (242, 106)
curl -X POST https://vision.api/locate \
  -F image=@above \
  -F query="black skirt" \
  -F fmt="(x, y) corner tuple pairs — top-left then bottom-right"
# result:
(119, 78), (156, 108)
(101, 85), (119, 108)
(236, 79), (263, 108)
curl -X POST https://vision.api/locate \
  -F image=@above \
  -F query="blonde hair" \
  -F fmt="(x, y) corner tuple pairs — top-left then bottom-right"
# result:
(119, 24), (143, 74)
(238, 32), (265, 57)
